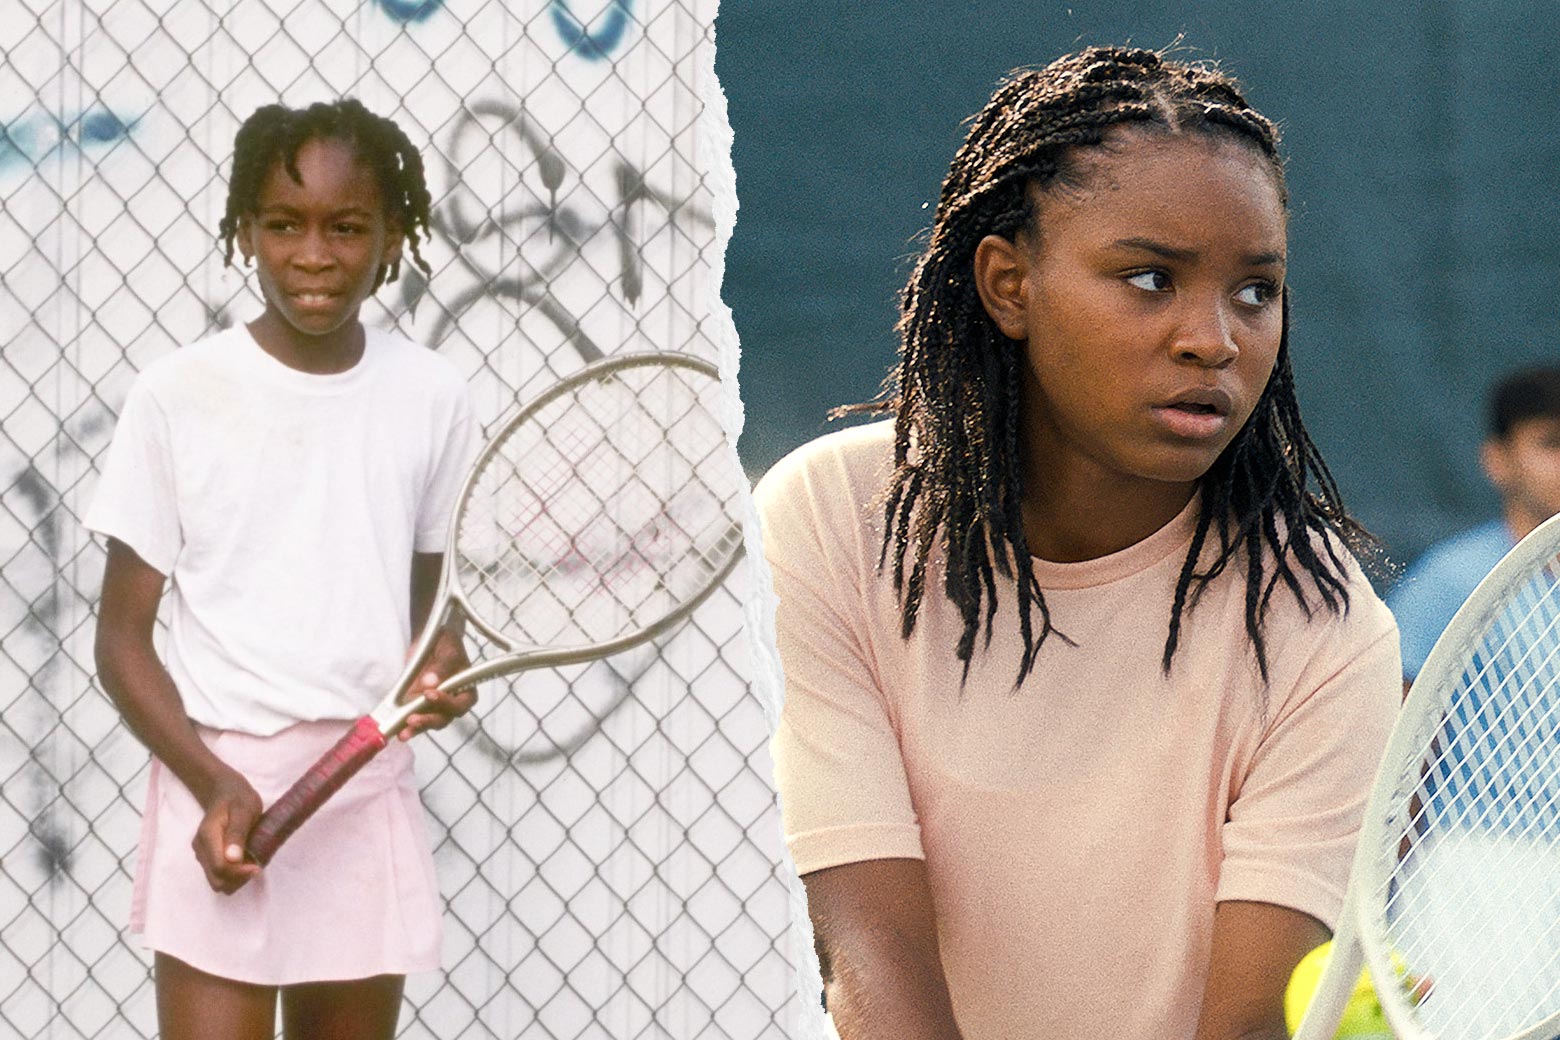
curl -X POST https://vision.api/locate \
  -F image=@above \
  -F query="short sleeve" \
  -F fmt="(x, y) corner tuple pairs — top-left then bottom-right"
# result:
(757, 440), (924, 875)
(1215, 621), (1401, 929)
(414, 384), (477, 553)
(83, 380), (182, 575)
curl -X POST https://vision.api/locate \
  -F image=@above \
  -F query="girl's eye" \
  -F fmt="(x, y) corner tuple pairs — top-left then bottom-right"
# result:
(1235, 281), (1280, 306)
(264, 220), (296, 233)
(1125, 270), (1171, 292)
(335, 224), (365, 235)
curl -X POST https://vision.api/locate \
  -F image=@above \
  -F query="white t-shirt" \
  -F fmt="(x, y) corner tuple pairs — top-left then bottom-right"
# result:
(86, 325), (476, 735)
(756, 421), (1401, 1040)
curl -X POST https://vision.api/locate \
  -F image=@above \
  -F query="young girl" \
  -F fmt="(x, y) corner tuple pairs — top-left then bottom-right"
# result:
(755, 48), (1401, 1040)
(89, 99), (476, 1039)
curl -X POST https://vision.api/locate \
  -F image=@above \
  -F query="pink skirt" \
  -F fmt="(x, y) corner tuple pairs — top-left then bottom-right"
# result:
(131, 720), (443, 985)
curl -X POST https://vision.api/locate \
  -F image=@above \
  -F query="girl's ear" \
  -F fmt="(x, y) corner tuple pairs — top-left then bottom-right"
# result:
(235, 214), (255, 264)
(973, 233), (1032, 341)
(381, 222), (404, 267)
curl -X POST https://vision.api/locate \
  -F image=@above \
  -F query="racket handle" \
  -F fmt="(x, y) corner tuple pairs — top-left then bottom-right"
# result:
(245, 716), (387, 866)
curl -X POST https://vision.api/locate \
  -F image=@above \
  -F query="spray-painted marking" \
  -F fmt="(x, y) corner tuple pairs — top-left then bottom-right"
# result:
(549, 0), (635, 61)
(373, 0), (442, 23)
(426, 99), (713, 362)
(0, 108), (133, 174)
(371, 0), (635, 58)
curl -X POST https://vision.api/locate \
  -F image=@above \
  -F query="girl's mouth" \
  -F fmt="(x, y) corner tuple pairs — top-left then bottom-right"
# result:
(290, 292), (340, 309)
(1154, 390), (1233, 439)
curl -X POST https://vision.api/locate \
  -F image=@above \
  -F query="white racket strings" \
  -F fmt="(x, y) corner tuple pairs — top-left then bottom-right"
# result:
(1378, 552), (1560, 1039)
(455, 361), (742, 652)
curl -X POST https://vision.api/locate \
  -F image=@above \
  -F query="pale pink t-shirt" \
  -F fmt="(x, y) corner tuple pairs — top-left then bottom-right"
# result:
(756, 421), (1400, 1040)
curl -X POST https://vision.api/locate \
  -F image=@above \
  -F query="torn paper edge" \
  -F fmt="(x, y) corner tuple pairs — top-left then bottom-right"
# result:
(696, 10), (830, 1040)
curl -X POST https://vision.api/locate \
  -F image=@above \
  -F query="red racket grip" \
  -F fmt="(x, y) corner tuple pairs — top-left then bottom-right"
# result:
(246, 716), (387, 866)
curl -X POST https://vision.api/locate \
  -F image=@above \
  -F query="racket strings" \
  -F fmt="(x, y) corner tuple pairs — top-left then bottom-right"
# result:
(454, 361), (742, 650)
(1373, 554), (1560, 1038)
(1400, 570), (1560, 838)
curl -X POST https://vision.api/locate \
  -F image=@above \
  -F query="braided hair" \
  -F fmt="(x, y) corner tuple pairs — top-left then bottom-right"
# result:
(872, 46), (1372, 685)
(218, 98), (433, 288)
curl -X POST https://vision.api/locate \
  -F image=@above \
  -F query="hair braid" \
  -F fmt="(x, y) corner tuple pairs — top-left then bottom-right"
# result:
(861, 46), (1371, 686)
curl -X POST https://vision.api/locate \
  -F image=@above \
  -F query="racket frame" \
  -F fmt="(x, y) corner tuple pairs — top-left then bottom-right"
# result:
(1296, 510), (1560, 1040)
(375, 350), (742, 736)
(247, 350), (743, 864)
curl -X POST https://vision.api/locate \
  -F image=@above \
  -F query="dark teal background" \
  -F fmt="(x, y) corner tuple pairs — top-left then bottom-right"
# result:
(716, 3), (1560, 569)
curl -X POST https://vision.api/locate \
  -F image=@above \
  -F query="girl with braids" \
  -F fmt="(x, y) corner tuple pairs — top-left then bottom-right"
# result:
(89, 99), (475, 1039)
(755, 47), (1400, 1040)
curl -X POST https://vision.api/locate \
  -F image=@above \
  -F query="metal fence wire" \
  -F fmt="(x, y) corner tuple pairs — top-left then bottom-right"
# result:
(0, 1), (799, 1036)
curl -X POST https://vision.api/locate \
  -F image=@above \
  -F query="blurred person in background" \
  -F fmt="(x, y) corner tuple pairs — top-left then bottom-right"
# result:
(1388, 365), (1560, 689)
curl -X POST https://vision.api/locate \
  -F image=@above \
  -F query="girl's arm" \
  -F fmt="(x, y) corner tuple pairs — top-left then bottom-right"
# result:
(409, 549), (445, 636)
(1193, 900), (1328, 1040)
(94, 538), (261, 893)
(397, 550), (475, 738)
(803, 858), (965, 1040)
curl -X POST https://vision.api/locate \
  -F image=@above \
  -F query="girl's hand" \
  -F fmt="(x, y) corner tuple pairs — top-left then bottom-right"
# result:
(192, 769), (263, 894)
(398, 628), (475, 740)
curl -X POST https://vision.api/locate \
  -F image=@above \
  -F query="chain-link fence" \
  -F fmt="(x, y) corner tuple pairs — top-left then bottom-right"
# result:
(0, 1), (800, 1036)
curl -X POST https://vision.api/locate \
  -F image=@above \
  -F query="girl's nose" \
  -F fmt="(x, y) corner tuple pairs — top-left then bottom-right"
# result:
(293, 229), (334, 270)
(1171, 301), (1239, 367)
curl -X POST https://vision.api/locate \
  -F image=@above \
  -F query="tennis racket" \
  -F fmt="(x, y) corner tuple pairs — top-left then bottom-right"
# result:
(245, 351), (745, 865)
(1295, 511), (1560, 1040)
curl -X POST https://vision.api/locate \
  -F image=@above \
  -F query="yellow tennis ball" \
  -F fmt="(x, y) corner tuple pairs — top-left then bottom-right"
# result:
(1284, 941), (1394, 1039)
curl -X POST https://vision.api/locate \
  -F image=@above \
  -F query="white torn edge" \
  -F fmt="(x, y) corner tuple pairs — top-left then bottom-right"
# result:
(696, 10), (830, 1040)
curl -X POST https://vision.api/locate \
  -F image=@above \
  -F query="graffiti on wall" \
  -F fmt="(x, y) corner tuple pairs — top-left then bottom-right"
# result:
(0, 108), (136, 175)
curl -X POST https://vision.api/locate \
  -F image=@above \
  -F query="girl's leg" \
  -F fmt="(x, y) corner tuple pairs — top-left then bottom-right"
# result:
(156, 952), (277, 1040)
(281, 973), (405, 1040)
